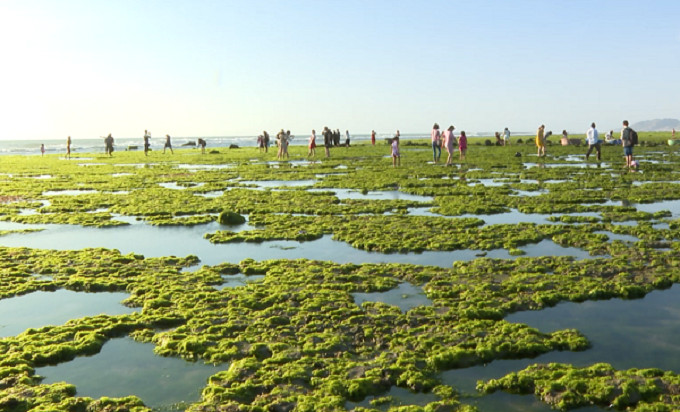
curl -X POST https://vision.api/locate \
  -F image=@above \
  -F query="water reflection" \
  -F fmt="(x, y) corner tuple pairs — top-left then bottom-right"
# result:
(213, 273), (265, 290)
(504, 285), (680, 373)
(37, 337), (222, 409)
(0, 222), (596, 269)
(352, 282), (432, 312)
(42, 190), (99, 196)
(635, 199), (680, 218)
(0, 290), (136, 338)
(344, 386), (438, 410)
(309, 188), (433, 202)
(441, 287), (680, 410)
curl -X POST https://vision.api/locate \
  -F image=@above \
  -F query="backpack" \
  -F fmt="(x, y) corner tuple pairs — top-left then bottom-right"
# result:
(630, 129), (638, 146)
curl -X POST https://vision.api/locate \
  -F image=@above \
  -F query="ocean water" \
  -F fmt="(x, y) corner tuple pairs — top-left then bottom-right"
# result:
(0, 134), (395, 156)
(0, 131), (516, 156)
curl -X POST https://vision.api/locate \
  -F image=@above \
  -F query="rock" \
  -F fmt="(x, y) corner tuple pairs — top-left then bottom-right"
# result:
(229, 144), (239, 149)
(218, 211), (246, 225)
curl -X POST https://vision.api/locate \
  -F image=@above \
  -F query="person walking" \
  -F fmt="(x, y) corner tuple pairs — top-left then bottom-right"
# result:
(66, 136), (72, 159)
(458, 130), (468, 161)
(621, 120), (634, 168)
(431, 123), (441, 163)
(371, 130), (376, 146)
(163, 134), (173, 154)
(308, 130), (316, 157)
(585, 122), (602, 161)
(536, 125), (546, 157)
(444, 125), (456, 166)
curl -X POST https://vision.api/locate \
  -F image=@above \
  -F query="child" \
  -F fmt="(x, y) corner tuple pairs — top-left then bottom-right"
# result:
(458, 131), (468, 161)
(40, 144), (45, 156)
(392, 131), (400, 167)
(308, 129), (316, 157)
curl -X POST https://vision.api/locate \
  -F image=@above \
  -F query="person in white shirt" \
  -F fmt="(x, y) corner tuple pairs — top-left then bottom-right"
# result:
(585, 122), (601, 161)
(503, 128), (511, 146)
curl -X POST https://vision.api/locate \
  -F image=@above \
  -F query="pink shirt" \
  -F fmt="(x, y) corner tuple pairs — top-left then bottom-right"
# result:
(431, 129), (440, 143)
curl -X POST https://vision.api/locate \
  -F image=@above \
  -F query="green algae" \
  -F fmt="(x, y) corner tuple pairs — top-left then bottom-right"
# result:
(0, 228), (44, 237)
(0, 138), (679, 410)
(479, 362), (680, 411)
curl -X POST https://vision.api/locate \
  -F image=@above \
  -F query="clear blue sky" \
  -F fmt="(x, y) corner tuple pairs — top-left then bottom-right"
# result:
(1, 0), (678, 140)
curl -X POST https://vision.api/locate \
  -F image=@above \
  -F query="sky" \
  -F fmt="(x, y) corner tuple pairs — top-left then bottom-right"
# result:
(1, 0), (679, 140)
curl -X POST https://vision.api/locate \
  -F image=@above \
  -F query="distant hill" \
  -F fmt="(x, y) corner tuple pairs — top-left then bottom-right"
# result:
(631, 118), (680, 131)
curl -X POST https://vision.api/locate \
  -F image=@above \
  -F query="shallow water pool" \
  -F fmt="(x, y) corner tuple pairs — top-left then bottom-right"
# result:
(0, 290), (136, 338)
(37, 337), (222, 409)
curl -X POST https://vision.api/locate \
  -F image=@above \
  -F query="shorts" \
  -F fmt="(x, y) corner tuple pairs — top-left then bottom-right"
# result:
(624, 146), (633, 156)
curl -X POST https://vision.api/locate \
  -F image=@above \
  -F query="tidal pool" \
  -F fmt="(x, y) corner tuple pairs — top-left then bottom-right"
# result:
(352, 282), (432, 312)
(0, 290), (136, 338)
(42, 189), (99, 196)
(634, 199), (680, 218)
(345, 386), (438, 410)
(238, 179), (316, 188)
(37, 337), (222, 409)
(441, 285), (680, 407)
(309, 188), (433, 202)
(176, 163), (235, 171)
(459, 391), (586, 412)
(158, 182), (206, 190)
(213, 273), (266, 290)
(0, 221), (596, 269)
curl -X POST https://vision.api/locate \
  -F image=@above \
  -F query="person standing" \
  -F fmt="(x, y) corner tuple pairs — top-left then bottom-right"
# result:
(345, 130), (351, 147)
(198, 138), (206, 154)
(444, 125), (456, 166)
(40, 144), (45, 156)
(431, 123), (441, 163)
(391, 130), (400, 167)
(66, 136), (72, 159)
(263, 131), (270, 153)
(585, 122), (601, 161)
(104, 134), (114, 156)
(283, 130), (291, 158)
(163, 134), (173, 154)
(143, 130), (151, 156)
(276, 129), (285, 160)
(371, 130), (376, 146)
(458, 130), (468, 161)
(308, 129), (317, 157)
(536, 125), (546, 157)
(503, 127), (511, 146)
(621, 120), (634, 168)
(323, 127), (332, 158)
